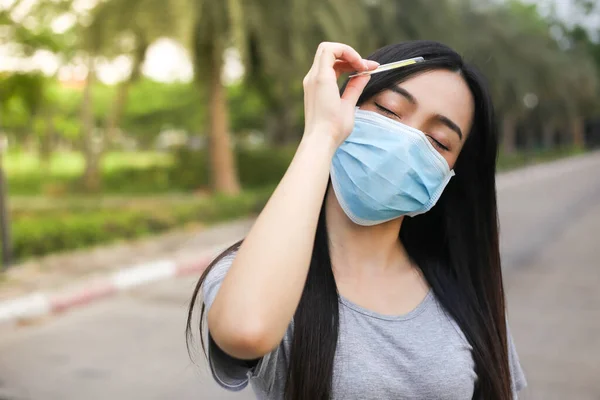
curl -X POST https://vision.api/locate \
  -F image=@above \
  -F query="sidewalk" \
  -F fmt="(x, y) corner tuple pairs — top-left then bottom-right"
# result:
(504, 198), (600, 399)
(0, 218), (254, 324)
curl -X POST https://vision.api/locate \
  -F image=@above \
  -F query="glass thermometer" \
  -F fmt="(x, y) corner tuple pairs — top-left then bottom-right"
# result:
(349, 56), (425, 78)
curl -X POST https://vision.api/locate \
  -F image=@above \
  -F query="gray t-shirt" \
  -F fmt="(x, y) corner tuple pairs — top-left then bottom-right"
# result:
(203, 253), (527, 399)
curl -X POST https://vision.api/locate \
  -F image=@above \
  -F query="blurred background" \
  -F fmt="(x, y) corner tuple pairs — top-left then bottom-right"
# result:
(0, 0), (599, 399)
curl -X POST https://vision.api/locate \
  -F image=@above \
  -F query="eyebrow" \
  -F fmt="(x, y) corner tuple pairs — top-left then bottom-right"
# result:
(435, 114), (463, 141)
(389, 86), (417, 104)
(389, 85), (464, 141)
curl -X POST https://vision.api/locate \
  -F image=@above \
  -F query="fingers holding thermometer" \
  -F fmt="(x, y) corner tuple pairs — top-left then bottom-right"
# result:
(302, 42), (379, 146)
(348, 56), (425, 78)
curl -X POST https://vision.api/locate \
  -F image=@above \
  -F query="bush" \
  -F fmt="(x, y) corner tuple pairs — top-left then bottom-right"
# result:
(172, 146), (295, 190)
(6, 187), (273, 263)
(6, 147), (295, 195)
(96, 145), (294, 193)
(101, 165), (176, 193)
(236, 146), (296, 188)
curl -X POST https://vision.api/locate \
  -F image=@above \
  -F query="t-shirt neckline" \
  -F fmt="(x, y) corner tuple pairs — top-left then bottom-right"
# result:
(338, 289), (434, 321)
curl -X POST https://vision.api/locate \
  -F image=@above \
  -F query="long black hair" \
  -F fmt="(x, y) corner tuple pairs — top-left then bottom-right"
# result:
(187, 40), (512, 400)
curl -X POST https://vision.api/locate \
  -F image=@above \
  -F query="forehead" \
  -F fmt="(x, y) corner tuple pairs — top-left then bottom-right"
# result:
(392, 69), (474, 136)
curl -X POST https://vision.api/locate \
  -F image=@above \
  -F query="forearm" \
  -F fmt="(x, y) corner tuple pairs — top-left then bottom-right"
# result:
(208, 133), (336, 359)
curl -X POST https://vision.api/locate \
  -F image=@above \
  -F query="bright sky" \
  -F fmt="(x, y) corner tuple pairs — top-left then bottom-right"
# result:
(0, 0), (597, 85)
(1, 33), (244, 85)
(530, 0), (600, 39)
(0, 0), (245, 84)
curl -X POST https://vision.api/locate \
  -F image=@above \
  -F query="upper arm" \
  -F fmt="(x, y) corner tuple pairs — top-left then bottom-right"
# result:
(202, 252), (280, 391)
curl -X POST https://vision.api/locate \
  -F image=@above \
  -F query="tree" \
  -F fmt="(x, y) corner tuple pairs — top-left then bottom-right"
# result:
(0, 0), (72, 266)
(235, 0), (382, 147)
(76, 0), (192, 191)
(187, 0), (374, 192)
(556, 1), (600, 148)
(362, 0), (599, 153)
(448, 1), (596, 153)
(86, 0), (191, 147)
(0, 0), (72, 150)
(190, 0), (242, 194)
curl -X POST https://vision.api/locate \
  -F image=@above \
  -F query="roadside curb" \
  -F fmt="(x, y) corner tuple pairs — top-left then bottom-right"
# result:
(0, 256), (213, 327)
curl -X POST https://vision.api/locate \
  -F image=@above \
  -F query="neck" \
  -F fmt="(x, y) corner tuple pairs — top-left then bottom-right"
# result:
(325, 186), (413, 277)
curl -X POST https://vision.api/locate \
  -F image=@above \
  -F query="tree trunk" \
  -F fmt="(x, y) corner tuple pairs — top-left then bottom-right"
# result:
(81, 57), (101, 192)
(39, 109), (54, 166)
(571, 117), (585, 148)
(542, 122), (555, 150)
(501, 114), (517, 155)
(257, 76), (299, 146)
(25, 117), (36, 152)
(105, 38), (148, 147)
(270, 78), (297, 146)
(206, 44), (240, 194)
(524, 126), (536, 151)
(0, 129), (12, 267)
(271, 104), (296, 146)
(104, 79), (130, 148)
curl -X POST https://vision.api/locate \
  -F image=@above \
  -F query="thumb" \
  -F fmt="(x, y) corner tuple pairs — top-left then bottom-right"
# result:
(340, 75), (370, 112)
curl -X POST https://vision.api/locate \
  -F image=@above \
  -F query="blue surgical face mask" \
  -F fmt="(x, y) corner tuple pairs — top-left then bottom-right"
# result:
(330, 108), (455, 226)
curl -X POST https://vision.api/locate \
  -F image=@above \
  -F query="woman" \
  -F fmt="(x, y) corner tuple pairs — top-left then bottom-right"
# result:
(187, 40), (527, 399)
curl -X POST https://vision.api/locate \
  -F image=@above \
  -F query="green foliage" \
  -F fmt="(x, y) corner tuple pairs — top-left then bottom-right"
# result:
(3, 143), (587, 264)
(99, 146), (295, 193)
(123, 79), (204, 137)
(0, 0), (71, 57)
(0, 96), (29, 134)
(5, 147), (294, 195)
(2, 76), (213, 146)
(227, 81), (269, 134)
(7, 143), (587, 197)
(2, 0), (600, 264)
(236, 146), (296, 187)
(171, 145), (296, 191)
(5, 151), (171, 195)
(8, 187), (272, 262)
(496, 145), (586, 171)
(0, 73), (46, 114)
(2, 0), (599, 154)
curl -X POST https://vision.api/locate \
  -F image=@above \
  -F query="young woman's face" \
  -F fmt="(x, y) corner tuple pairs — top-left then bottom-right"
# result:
(359, 69), (474, 169)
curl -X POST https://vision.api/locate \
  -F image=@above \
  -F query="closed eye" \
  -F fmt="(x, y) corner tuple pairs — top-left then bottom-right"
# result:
(427, 135), (449, 151)
(375, 102), (449, 152)
(374, 102), (400, 119)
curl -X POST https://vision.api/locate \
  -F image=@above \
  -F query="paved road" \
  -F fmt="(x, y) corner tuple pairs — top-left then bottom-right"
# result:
(1, 153), (599, 400)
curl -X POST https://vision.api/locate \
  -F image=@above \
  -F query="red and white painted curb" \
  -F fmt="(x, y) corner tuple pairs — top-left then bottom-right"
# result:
(0, 256), (213, 326)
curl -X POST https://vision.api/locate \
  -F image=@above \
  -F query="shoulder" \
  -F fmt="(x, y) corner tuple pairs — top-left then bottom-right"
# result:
(203, 251), (237, 309)
(424, 293), (474, 350)
(430, 294), (527, 394)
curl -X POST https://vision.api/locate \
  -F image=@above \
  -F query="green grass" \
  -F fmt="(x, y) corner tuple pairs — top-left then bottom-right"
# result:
(497, 146), (585, 171)
(4, 147), (293, 195)
(5, 151), (176, 196)
(3, 186), (275, 264)
(10, 193), (200, 214)
(3, 149), (282, 264)
(5, 151), (172, 178)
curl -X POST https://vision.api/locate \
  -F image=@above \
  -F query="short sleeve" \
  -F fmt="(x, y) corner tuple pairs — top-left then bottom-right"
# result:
(202, 252), (280, 392)
(507, 324), (527, 397)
